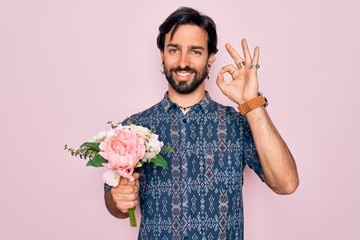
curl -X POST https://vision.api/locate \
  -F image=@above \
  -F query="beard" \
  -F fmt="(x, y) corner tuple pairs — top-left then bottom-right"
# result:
(164, 64), (208, 94)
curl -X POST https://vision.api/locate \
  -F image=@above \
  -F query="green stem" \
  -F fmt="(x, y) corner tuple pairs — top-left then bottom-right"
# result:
(128, 207), (137, 227)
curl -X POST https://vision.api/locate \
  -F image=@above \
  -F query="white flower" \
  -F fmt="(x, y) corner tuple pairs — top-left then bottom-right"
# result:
(103, 169), (120, 187)
(129, 124), (151, 139)
(144, 133), (164, 159)
(88, 130), (107, 143)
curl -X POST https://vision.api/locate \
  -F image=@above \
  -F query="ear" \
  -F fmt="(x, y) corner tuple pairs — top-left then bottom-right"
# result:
(207, 53), (215, 66)
(160, 50), (164, 63)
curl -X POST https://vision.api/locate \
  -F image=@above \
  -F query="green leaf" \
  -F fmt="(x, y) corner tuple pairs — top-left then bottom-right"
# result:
(80, 142), (100, 152)
(86, 155), (108, 167)
(135, 162), (143, 168)
(151, 155), (168, 169)
(161, 146), (174, 153)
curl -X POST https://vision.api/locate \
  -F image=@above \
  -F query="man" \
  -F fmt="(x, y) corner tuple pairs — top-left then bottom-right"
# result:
(105, 6), (299, 240)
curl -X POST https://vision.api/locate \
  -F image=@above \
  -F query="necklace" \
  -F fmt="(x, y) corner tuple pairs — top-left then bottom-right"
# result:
(178, 105), (193, 111)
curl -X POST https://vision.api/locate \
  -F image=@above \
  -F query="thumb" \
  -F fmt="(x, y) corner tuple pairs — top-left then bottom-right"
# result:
(126, 172), (140, 186)
(132, 172), (140, 180)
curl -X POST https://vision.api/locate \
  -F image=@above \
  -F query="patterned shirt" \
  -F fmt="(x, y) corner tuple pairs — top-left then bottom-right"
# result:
(116, 92), (263, 240)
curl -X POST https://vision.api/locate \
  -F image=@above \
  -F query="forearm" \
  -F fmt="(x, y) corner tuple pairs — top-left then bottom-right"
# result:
(245, 107), (299, 194)
(104, 190), (129, 219)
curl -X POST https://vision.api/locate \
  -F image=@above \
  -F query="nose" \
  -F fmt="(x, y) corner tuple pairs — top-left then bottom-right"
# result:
(178, 52), (190, 69)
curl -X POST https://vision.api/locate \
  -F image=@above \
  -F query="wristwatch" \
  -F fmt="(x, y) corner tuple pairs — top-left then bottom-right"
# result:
(238, 92), (268, 115)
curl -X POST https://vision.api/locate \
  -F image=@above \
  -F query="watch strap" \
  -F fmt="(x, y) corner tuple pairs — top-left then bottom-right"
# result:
(238, 95), (267, 115)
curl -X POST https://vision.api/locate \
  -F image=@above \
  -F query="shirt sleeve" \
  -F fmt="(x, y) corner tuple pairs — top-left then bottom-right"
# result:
(104, 183), (112, 192)
(242, 117), (264, 181)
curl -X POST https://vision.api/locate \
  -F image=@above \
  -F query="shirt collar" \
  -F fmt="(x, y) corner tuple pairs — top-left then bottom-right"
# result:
(161, 91), (214, 113)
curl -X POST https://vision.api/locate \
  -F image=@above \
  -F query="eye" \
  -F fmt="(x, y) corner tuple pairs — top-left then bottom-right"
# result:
(169, 48), (179, 54)
(191, 50), (202, 56)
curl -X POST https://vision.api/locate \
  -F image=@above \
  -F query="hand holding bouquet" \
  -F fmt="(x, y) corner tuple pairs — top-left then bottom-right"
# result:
(65, 121), (172, 227)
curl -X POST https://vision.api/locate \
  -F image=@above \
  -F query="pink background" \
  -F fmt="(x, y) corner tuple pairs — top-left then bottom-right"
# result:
(1, 0), (359, 239)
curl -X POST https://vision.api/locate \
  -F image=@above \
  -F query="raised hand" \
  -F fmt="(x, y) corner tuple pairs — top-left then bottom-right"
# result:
(216, 38), (260, 105)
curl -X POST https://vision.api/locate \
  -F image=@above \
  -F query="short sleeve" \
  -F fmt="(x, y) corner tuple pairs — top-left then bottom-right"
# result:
(104, 183), (112, 192)
(242, 117), (264, 181)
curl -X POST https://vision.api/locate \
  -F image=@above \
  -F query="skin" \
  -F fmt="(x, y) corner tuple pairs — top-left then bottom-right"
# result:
(104, 172), (139, 218)
(161, 25), (215, 113)
(105, 24), (299, 219)
(217, 39), (299, 194)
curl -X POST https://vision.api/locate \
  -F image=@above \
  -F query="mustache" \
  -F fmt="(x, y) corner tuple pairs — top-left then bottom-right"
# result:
(170, 66), (196, 73)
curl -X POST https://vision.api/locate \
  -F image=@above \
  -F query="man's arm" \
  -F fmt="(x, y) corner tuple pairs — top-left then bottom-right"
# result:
(245, 107), (299, 194)
(216, 38), (299, 194)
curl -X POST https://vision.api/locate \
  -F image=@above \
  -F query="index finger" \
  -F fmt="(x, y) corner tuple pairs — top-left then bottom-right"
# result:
(225, 43), (244, 65)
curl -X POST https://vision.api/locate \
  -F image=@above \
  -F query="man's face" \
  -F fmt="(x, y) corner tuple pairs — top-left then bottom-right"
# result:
(162, 24), (214, 94)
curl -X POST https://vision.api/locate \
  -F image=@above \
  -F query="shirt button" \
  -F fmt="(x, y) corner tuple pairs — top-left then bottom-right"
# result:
(183, 237), (188, 240)
(182, 119), (187, 123)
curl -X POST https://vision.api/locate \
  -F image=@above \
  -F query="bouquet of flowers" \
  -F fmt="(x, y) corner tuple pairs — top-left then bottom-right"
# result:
(64, 121), (172, 227)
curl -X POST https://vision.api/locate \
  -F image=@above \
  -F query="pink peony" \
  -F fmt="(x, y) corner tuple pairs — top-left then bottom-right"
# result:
(99, 128), (145, 181)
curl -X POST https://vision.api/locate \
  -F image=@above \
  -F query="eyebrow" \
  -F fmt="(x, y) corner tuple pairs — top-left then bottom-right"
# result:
(166, 43), (205, 51)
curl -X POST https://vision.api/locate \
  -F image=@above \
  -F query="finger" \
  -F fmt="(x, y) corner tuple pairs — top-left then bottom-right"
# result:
(220, 64), (238, 76)
(127, 172), (140, 185)
(225, 43), (244, 67)
(112, 184), (139, 196)
(132, 172), (140, 180)
(217, 65), (236, 93)
(117, 199), (138, 213)
(135, 178), (140, 189)
(115, 191), (139, 201)
(119, 208), (129, 214)
(118, 177), (133, 186)
(118, 173), (139, 186)
(216, 71), (226, 91)
(252, 46), (260, 65)
(112, 191), (139, 211)
(241, 38), (252, 64)
(120, 185), (139, 194)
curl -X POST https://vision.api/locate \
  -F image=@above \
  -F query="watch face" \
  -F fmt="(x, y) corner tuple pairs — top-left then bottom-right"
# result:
(259, 92), (268, 107)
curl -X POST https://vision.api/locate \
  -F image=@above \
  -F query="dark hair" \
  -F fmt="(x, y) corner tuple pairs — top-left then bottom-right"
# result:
(157, 7), (218, 55)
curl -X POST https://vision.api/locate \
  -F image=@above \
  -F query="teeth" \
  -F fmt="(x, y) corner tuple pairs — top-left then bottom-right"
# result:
(176, 71), (191, 77)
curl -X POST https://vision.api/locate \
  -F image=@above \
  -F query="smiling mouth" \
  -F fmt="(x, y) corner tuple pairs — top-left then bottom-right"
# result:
(174, 71), (194, 78)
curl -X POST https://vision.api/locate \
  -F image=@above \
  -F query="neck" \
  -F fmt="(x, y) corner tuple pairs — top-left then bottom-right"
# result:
(168, 84), (205, 108)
